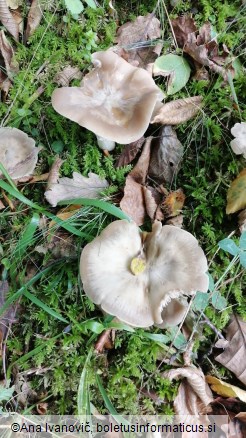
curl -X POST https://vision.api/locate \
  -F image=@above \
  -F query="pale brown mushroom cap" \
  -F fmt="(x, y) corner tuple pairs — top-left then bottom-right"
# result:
(52, 50), (164, 144)
(80, 220), (208, 328)
(0, 127), (39, 179)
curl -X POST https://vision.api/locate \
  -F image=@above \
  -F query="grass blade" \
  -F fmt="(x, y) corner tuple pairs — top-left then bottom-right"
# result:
(58, 198), (131, 221)
(24, 289), (68, 323)
(77, 347), (93, 416)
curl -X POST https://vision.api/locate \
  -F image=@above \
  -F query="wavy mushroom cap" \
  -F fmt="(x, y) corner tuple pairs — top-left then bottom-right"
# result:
(80, 220), (208, 328)
(52, 51), (164, 144)
(0, 127), (39, 179)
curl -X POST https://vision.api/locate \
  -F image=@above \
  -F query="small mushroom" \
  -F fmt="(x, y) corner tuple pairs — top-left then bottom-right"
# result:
(80, 220), (208, 328)
(52, 50), (164, 144)
(0, 127), (40, 179)
(230, 122), (246, 158)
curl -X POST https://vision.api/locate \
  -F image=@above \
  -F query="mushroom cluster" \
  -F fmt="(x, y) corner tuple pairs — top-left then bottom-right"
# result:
(0, 127), (39, 179)
(52, 50), (164, 146)
(80, 220), (208, 328)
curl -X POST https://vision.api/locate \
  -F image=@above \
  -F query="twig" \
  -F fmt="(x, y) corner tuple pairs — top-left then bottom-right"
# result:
(200, 312), (225, 340)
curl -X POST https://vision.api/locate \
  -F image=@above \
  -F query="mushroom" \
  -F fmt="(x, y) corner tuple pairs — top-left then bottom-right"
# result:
(230, 122), (246, 159)
(0, 127), (40, 179)
(52, 50), (164, 145)
(80, 220), (208, 328)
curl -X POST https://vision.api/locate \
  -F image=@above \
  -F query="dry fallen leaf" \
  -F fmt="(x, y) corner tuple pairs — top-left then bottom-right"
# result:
(171, 16), (234, 80)
(215, 315), (246, 386)
(95, 329), (115, 354)
(54, 65), (83, 86)
(114, 13), (162, 69)
(0, 0), (19, 40)
(0, 29), (18, 98)
(226, 168), (246, 214)
(163, 366), (213, 416)
(25, 0), (43, 40)
(45, 172), (109, 207)
(143, 185), (163, 221)
(206, 376), (246, 403)
(151, 96), (202, 125)
(166, 214), (183, 228)
(148, 126), (183, 184)
(116, 136), (145, 168)
(120, 137), (152, 225)
(161, 189), (185, 218)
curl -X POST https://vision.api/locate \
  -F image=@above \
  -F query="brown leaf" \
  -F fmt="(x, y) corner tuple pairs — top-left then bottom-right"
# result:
(226, 169), (246, 214)
(172, 16), (234, 80)
(130, 136), (153, 184)
(161, 189), (185, 218)
(0, 30), (18, 98)
(45, 170), (108, 207)
(163, 366), (213, 416)
(120, 177), (145, 226)
(36, 402), (48, 414)
(0, 0), (19, 40)
(215, 315), (246, 386)
(151, 96), (202, 125)
(116, 136), (145, 168)
(120, 137), (153, 225)
(54, 65), (83, 86)
(148, 126), (183, 184)
(171, 15), (197, 47)
(25, 0), (43, 41)
(143, 185), (163, 221)
(114, 13), (162, 69)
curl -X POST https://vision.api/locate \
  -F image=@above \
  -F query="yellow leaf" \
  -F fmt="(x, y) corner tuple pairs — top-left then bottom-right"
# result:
(49, 205), (81, 229)
(206, 375), (246, 403)
(226, 168), (246, 214)
(162, 189), (185, 217)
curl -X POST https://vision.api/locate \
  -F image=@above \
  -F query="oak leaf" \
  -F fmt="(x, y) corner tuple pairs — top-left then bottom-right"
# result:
(151, 96), (202, 125)
(214, 315), (246, 386)
(45, 171), (108, 207)
(226, 168), (246, 214)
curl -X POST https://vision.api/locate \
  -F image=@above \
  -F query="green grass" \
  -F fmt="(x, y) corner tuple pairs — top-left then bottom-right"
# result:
(0, 0), (246, 417)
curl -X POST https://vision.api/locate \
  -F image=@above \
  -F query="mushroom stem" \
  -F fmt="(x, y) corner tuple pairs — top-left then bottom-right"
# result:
(96, 135), (115, 151)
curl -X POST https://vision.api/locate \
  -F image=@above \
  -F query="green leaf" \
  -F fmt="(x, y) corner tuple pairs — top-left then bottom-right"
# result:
(239, 232), (246, 250)
(106, 321), (135, 332)
(208, 273), (215, 292)
(193, 291), (210, 311)
(218, 238), (239, 256)
(64, 0), (84, 15)
(211, 291), (227, 311)
(153, 54), (191, 95)
(140, 332), (170, 344)
(51, 140), (65, 154)
(239, 251), (246, 268)
(84, 320), (104, 334)
(84, 0), (97, 8)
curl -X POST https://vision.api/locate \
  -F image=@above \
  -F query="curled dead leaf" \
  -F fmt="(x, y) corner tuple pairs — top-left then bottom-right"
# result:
(148, 126), (183, 184)
(226, 168), (246, 214)
(0, 29), (18, 98)
(25, 0), (43, 41)
(0, 0), (19, 40)
(151, 96), (202, 125)
(163, 366), (213, 416)
(215, 315), (246, 386)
